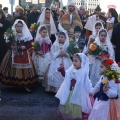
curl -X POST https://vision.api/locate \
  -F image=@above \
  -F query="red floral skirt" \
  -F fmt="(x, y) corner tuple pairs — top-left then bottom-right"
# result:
(0, 50), (38, 87)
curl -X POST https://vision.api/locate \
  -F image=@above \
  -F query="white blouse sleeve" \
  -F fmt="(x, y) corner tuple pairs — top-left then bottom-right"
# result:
(106, 17), (115, 23)
(90, 78), (102, 95)
(105, 80), (118, 98)
(85, 75), (93, 93)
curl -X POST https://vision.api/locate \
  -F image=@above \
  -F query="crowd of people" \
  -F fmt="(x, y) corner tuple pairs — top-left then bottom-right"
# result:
(0, 0), (120, 119)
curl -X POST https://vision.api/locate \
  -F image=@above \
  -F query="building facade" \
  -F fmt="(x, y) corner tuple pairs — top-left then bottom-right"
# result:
(75, 0), (101, 13)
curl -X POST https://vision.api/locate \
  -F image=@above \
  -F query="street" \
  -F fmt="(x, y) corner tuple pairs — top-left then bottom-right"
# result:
(0, 83), (62, 120)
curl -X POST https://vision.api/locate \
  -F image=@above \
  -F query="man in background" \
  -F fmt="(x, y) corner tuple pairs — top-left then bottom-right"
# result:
(27, 5), (40, 28)
(3, 7), (13, 22)
(59, 1), (83, 38)
(79, 6), (87, 38)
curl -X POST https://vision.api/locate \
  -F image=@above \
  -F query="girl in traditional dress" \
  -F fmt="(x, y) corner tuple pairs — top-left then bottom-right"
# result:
(43, 32), (72, 93)
(0, 19), (38, 92)
(89, 29), (114, 87)
(87, 21), (104, 48)
(56, 53), (93, 120)
(106, 8), (118, 39)
(37, 8), (57, 43)
(116, 63), (120, 105)
(89, 59), (120, 120)
(32, 25), (52, 81)
(88, 21), (104, 74)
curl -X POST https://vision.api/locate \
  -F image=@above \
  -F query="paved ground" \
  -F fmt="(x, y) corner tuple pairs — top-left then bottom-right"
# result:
(0, 83), (62, 120)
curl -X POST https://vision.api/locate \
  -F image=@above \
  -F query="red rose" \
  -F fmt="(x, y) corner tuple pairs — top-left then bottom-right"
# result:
(118, 62), (120, 67)
(105, 59), (114, 66)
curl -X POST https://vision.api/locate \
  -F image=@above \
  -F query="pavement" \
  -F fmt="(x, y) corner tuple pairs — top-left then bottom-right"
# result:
(0, 83), (62, 120)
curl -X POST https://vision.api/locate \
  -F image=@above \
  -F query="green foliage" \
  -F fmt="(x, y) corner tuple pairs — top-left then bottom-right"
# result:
(32, 41), (41, 51)
(67, 40), (81, 57)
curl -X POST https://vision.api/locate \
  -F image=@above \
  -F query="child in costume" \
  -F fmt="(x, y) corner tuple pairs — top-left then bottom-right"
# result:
(116, 62), (120, 105)
(32, 25), (52, 81)
(89, 59), (120, 120)
(87, 21), (104, 49)
(68, 26), (86, 57)
(89, 28), (114, 86)
(87, 21), (104, 69)
(56, 53), (93, 120)
(43, 31), (72, 93)
(0, 19), (38, 92)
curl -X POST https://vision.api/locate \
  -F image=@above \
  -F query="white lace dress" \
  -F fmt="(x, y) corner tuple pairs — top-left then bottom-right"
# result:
(47, 44), (72, 89)
(32, 38), (52, 81)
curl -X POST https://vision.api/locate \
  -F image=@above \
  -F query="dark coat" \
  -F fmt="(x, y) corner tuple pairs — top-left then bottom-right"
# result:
(27, 11), (40, 28)
(5, 14), (13, 22)
(0, 18), (11, 65)
(111, 23), (120, 62)
(13, 16), (27, 24)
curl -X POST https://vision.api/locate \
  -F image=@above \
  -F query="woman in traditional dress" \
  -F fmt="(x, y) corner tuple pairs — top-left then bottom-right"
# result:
(0, 19), (38, 92)
(37, 8), (57, 43)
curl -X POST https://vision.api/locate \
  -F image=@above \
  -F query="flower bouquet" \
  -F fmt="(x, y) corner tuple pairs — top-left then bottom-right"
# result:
(4, 28), (16, 45)
(88, 42), (102, 55)
(32, 41), (41, 51)
(102, 59), (120, 84)
(30, 22), (40, 32)
(67, 40), (81, 57)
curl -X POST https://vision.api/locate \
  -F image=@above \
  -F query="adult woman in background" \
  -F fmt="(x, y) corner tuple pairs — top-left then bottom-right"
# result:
(0, 9), (11, 65)
(13, 6), (26, 23)
(37, 8), (57, 43)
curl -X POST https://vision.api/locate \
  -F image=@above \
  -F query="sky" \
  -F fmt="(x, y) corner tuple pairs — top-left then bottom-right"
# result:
(100, 0), (120, 13)
(0, 0), (19, 14)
